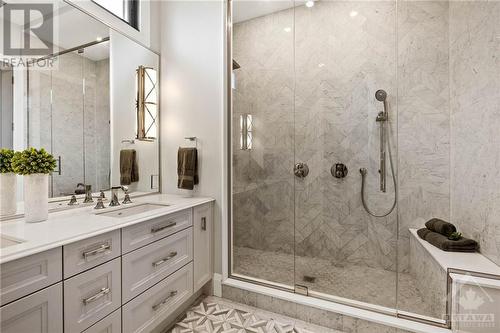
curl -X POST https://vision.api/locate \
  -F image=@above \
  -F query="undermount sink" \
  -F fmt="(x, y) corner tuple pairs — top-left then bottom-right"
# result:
(0, 235), (25, 249)
(96, 203), (170, 218)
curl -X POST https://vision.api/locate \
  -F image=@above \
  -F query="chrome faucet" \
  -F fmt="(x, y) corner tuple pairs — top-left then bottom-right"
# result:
(109, 186), (129, 207)
(83, 185), (93, 203)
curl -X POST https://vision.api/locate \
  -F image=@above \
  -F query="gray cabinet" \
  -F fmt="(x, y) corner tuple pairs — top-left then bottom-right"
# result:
(193, 203), (213, 290)
(64, 258), (121, 333)
(82, 309), (121, 333)
(122, 227), (193, 303)
(0, 282), (63, 333)
(0, 203), (212, 333)
(0, 247), (62, 306)
(122, 263), (194, 333)
(122, 209), (192, 253)
(64, 230), (121, 279)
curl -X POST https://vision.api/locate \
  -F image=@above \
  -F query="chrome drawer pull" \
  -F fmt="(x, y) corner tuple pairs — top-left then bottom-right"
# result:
(83, 243), (111, 260)
(152, 291), (178, 311)
(83, 287), (110, 305)
(152, 252), (178, 267)
(151, 221), (176, 234)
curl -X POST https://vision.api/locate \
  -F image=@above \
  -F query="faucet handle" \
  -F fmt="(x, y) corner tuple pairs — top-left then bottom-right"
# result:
(68, 195), (78, 206)
(94, 198), (105, 209)
(122, 193), (132, 204)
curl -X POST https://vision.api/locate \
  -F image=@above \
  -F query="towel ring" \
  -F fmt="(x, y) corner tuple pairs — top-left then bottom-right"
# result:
(184, 137), (198, 148)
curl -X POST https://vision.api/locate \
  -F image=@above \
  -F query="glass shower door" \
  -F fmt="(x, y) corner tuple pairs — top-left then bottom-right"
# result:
(292, 0), (398, 310)
(230, 0), (296, 287)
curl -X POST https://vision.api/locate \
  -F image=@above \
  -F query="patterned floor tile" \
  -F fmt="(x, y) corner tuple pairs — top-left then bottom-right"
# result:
(170, 297), (340, 333)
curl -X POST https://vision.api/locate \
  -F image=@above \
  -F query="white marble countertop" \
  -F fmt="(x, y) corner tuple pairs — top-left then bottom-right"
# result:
(0, 194), (214, 264)
(409, 227), (500, 276)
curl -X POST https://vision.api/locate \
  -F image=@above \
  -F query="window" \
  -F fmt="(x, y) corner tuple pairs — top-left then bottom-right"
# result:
(92, 0), (139, 29)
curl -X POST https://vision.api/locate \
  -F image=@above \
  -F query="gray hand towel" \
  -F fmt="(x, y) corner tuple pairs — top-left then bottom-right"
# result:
(177, 148), (199, 190)
(425, 218), (457, 237)
(417, 228), (478, 252)
(120, 149), (139, 185)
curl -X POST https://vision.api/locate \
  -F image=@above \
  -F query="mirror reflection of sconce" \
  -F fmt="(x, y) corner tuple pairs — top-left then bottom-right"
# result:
(240, 114), (252, 150)
(232, 59), (240, 90)
(136, 65), (158, 141)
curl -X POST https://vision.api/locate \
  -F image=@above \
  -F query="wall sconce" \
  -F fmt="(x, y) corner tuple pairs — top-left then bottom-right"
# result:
(240, 114), (253, 150)
(136, 65), (158, 141)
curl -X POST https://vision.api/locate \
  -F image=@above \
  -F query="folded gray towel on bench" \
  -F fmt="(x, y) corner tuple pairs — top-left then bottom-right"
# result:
(425, 218), (456, 237)
(417, 228), (478, 252)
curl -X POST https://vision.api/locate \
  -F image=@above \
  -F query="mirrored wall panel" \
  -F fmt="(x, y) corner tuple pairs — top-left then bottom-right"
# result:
(0, 0), (160, 203)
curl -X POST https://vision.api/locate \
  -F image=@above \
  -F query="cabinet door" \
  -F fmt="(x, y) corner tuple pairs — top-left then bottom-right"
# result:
(1, 247), (62, 305)
(122, 263), (193, 333)
(82, 308), (121, 333)
(193, 203), (213, 290)
(122, 209), (192, 253)
(64, 258), (121, 333)
(122, 227), (193, 303)
(64, 230), (121, 278)
(0, 282), (63, 333)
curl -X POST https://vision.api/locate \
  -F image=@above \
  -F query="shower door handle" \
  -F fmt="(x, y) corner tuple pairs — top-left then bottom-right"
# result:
(294, 163), (309, 178)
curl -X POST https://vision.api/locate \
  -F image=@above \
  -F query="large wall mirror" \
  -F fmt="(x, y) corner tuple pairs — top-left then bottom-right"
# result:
(0, 0), (160, 205)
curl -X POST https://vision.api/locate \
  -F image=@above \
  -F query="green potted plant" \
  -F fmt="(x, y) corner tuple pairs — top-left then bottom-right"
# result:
(0, 148), (17, 216)
(12, 148), (56, 223)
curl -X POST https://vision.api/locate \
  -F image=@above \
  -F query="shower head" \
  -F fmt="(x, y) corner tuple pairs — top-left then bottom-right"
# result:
(375, 90), (387, 102)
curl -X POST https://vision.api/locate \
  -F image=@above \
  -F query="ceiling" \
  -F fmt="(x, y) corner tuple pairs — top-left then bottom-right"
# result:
(233, 0), (308, 23)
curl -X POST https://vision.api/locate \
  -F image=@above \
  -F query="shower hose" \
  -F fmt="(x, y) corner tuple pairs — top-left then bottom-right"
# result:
(359, 128), (397, 217)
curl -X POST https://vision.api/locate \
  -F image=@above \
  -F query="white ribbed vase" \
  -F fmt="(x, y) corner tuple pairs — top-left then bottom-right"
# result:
(0, 173), (17, 216)
(24, 173), (49, 223)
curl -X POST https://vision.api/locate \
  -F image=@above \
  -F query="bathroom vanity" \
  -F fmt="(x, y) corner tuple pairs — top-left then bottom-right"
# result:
(0, 195), (214, 333)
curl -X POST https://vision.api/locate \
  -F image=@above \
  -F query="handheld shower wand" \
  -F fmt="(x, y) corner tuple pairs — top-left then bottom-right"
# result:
(359, 90), (397, 217)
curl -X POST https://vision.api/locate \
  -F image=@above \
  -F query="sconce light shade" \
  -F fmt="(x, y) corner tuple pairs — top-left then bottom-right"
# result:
(240, 114), (253, 150)
(136, 65), (158, 141)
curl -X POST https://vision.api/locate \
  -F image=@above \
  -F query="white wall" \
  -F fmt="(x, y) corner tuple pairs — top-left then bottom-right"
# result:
(160, 0), (225, 273)
(110, 30), (160, 192)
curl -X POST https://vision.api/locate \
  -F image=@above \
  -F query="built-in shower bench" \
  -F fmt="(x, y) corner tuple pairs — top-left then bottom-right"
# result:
(409, 220), (500, 330)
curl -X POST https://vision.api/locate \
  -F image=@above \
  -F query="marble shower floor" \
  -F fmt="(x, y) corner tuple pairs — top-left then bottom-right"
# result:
(170, 296), (342, 333)
(233, 247), (439, 319)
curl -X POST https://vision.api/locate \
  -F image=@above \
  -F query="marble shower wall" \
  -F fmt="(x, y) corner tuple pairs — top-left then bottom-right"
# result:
(28, 52), (110, 197)
(396, 0), (451, 273)
(449, 1), (500, 266)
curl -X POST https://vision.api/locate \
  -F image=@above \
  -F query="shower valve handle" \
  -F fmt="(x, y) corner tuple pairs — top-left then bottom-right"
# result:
(294, 163), (309, 178)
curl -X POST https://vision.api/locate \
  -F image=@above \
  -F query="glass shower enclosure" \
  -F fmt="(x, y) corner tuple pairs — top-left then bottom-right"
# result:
(229, 0), (497, 327)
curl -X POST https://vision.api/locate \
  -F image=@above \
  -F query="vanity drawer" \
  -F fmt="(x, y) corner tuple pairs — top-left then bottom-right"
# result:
(0, 247), (62, 306)
(82, 308), (121, 333)
(64, 258), (121, 333)
(121, 209), (192, 253)
(122, 262), (193, 333)
(0, 282), (63, 333)
(122, 227), (193, 303)
(64, 230), (121, 278)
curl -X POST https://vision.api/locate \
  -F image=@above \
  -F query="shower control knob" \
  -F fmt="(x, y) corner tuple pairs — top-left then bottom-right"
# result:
(294, 163), (309, 178)
(331, 163), (348, 179)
